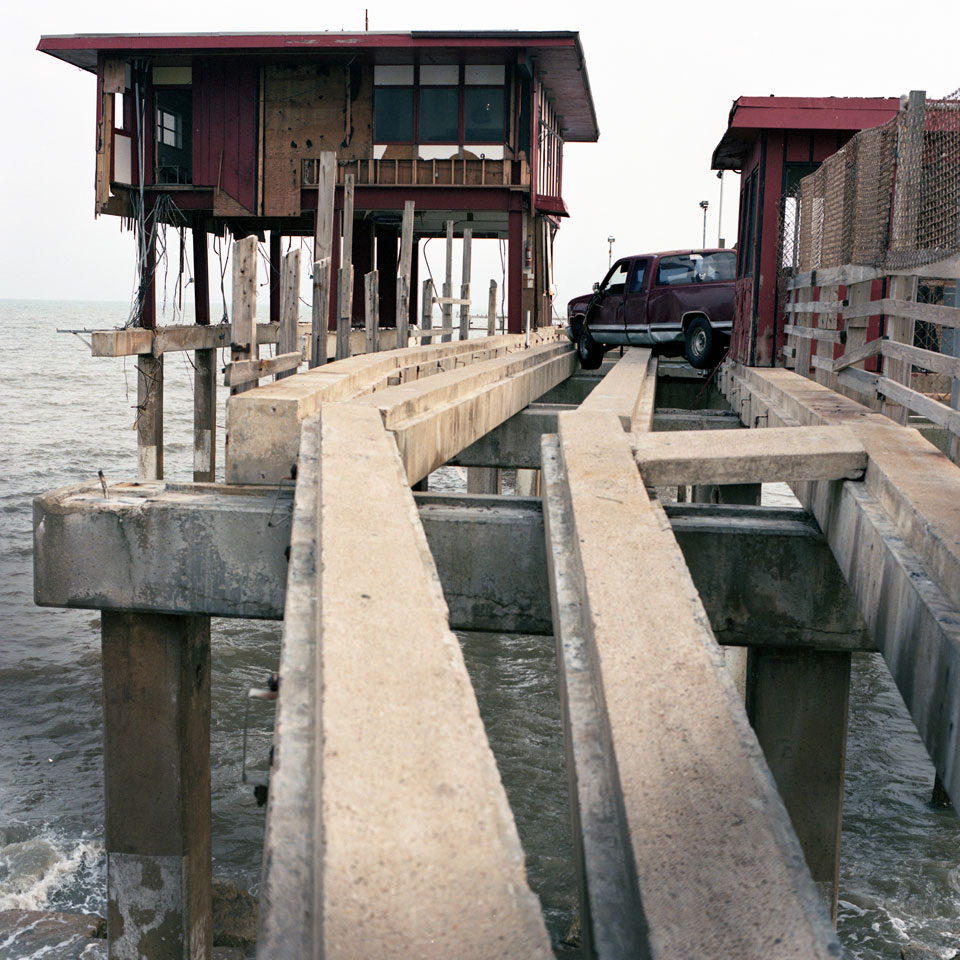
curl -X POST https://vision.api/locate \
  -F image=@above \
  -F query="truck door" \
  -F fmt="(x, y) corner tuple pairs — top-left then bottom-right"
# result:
(589, 259), (630, 342)
(622, 259), (649, 331)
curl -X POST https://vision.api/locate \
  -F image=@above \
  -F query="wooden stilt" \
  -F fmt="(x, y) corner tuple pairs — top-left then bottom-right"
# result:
(421, 279), (434, 346)
(277, 248), (301, 380)
(488, 279), (497, 337)
(365, 270), (379, 355)
(230, 236), (259, 396)
(192, 226), (216, 482)
(397, 201), (415, 351)
(269, 231), (282, 326)
(442, 220), (454, 343)
(459, 227), (472, 341)
(337, 175), (355, 361)
(311, 152), (336, 368)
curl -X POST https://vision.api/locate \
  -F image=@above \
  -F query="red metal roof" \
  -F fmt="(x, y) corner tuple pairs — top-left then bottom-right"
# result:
(712, 96), (900, 169)
(37, 30), (599, 141)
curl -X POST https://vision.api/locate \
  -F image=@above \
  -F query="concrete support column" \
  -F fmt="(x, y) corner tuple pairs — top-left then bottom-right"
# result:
(101, 612), (212, 960)
(467, 467), (501, 494)
(746, 647), (851, 921)
(192, 227), (216, 483)
(515, 468), (540, 497)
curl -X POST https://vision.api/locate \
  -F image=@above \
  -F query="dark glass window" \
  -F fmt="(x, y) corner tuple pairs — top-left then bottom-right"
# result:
(628, 260), (648, 294)
(464, 87), (504, 141)
(419, 87), (459, 142)
(374, 87), (414, 142)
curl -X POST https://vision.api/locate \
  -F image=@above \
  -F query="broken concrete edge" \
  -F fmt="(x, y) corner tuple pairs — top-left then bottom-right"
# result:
(313, 402), (552, 957)
(722, 360), (960, 808)
(225, 330), (565, 484)
(577, 347), (653, 430)
(552, 408), (841, 957)
(258, 415), (320, 960)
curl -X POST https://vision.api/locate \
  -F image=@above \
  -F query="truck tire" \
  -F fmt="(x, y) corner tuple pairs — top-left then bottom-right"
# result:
(684, 316), (714, 368)
(577, 328), (604, 370)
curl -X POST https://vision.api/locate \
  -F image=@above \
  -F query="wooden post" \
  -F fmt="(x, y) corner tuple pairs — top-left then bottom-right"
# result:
(892, 91), (926, 254)
(397, 200), (415, 350)
(141, 227), (157, 330)
(421, 279), (434, 346)
(230, 236), (258, 396)
(364, 270), (379, 354)
(459, 227), (472, 341)
(137, 353), (163, 481)
(269, 231), (282, 326)
(488, 279), (497, 337)
(312, 258), (330, 367)
(277, 248), (301, 380)
(337, 175), (355, 360)
(442, 219), (454, 343)
(192, 227), (216, 482)
(311, 151), (336, 368)
(883, 274), (918, 425)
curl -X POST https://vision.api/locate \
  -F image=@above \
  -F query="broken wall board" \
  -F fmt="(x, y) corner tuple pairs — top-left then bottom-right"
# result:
(632, 424), (866, 486)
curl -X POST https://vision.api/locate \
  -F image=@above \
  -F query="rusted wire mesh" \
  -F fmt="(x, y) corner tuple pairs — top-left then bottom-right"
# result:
(794, 90), (960, 273)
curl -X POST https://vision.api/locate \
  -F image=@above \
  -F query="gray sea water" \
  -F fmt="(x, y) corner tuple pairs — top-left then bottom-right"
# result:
(1, 298), (958, 958)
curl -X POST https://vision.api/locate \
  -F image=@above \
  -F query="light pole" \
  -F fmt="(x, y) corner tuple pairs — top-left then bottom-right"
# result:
(699, 200), (709, 249)
(607, 235), (616, 269)
(716, 170), (725, 248)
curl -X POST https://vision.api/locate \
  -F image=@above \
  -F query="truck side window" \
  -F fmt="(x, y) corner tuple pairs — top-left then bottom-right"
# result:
(603, 260), (630, 296)
(628, 260), (647, 294)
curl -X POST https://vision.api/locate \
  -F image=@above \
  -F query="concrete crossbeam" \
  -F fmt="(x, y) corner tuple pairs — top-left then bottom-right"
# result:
(225, 331), (563, 484)
(259, 405), (552, 959)
(722, 359), (960, 808)
(35, 481), (870, 652)
(542, 412), (840, 959)
(633, 424), (867, 485)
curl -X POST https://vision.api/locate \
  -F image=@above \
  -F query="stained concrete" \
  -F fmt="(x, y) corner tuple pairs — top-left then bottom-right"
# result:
(543, 409), (840, 958)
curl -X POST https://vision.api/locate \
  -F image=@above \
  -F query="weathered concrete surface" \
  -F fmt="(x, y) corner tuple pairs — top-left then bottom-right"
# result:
(226, 330), (563, 484)
(259, 406), (552, 959)
(415, 493), (550, 634)
(34, 482), (292, 619)
(450, 404), (579, 469)
(653, 408), (743, 431)
(578, 348), (656, 431)
(668, 503), (872, 651)
(723, 360), (960, 807)
(633, 423), (866, 486)
(354, 340), (576, 483)
(101, 612), (211, 960)
(747, 647), (851, 920)
(544, 410), (840, 959)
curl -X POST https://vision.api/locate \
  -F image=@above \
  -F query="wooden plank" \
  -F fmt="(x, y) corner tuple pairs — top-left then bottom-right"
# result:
(442, 220), (454, 343)
(875, 377), (960, 434)
(813, 284), (840, 390)
(882, 275), (918, 425)
(783, 324), (843, 344)
(841, 298), (960, 328)
(786, 264), (884, 291)
(311, 152), (337, 368)
(833, 337), (883, 372)
(225, 352), (302, 387)
(633, 425), (867, 486)
(784, 301), (843, 315)
(277, 248), (301, 381)
(90, 322), (281, 358)
(230, 236), (259, 396)
(364, 270), (379, 355)
(337, 175), (355, 361)
(421, 279), (434, 346)
(881, 340), (960, 379)
(397, 200), (415, 350)
(459, 228), (472, 342)
(837, 366), (880, 395)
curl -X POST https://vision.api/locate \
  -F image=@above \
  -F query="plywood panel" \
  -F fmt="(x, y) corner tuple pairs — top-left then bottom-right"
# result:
(263, 63), (373, 217)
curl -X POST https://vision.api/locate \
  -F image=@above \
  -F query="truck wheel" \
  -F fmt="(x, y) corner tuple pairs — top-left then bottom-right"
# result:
(684, 317), (714, 368)
(578, 328), (604, 370)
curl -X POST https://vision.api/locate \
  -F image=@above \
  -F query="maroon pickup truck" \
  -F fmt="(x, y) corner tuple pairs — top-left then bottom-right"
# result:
(566, 248), (736, 369)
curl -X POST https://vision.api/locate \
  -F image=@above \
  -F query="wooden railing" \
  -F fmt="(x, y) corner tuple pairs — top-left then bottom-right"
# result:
(784, 262), (960, 458)
(301, 156), (517, 189)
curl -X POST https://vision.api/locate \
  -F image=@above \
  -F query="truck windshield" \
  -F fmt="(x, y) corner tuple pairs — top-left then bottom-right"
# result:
(656, 251), (736, 286)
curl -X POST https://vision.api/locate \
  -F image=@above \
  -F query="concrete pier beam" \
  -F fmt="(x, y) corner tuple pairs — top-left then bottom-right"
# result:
(101, 612), (212, 960)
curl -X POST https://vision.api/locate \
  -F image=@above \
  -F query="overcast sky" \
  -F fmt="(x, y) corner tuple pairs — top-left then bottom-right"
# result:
(3, 0), (957, 315)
